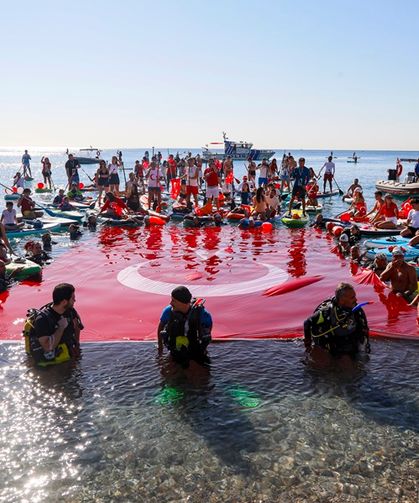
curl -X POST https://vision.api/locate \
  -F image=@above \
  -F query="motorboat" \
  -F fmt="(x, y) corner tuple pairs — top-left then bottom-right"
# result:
(202, 132), (275, 161)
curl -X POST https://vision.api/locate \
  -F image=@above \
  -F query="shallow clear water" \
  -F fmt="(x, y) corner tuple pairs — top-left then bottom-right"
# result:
(1, 340), (418, 502)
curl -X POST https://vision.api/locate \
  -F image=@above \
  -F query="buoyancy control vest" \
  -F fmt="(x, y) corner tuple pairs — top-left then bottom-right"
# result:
(160, 299), (211, 355)
(305, 297), (369, 356)
(23, 304), (82, 367)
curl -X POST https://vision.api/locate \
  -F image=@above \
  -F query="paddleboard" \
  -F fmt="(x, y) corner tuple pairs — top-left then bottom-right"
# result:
(281, 209), (309, 228)
(6, 258), (42, 280)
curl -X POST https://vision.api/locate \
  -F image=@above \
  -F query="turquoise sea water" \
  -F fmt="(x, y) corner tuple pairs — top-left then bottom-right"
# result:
(0, 147), (418, 502)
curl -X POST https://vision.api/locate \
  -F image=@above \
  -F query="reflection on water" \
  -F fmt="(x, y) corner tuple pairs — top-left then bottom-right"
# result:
(1, 340), (418, 502)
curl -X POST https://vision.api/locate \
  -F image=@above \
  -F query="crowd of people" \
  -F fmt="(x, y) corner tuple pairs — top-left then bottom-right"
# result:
(3, 150), (419, 370)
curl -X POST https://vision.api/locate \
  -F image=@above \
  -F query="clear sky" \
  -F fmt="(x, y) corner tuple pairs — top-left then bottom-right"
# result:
(1, 0), (418, 150)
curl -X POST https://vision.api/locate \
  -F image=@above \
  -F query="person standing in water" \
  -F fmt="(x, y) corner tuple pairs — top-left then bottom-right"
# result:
(22, 150), (32, 178)
(318, 155), (335, 194)
(157, 286), (212, 368)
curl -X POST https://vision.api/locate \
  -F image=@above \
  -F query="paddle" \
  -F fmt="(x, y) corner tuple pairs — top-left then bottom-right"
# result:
(333, 178), (344, 196)
(80, 166), (95, 184)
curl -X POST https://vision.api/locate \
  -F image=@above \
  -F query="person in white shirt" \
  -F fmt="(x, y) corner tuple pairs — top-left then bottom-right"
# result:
(257, 159), (269, 187)
(318, 156), (335, 193)
(1, 202), (24, 230)
(401, 198), (419, 239)
(146, 161), (162, 209)
(265, 186), (280, 217)
(185, 158), (199, 207)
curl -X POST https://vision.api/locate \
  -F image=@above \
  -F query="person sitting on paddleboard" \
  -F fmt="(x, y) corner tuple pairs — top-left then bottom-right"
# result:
(53, 189), (65, 207)
(374, 194), (399, 229)
(17, 188), (36, 219)
(67, 182), (84, 202)
(306, 178), (319, 207)
(157, 286), (212, 368)
(265, 186), (280, 218)
(1, 201), (24, 231)
(253, 187), (268, 220)
(99, 192), (128, 219)
(287, 158), (310, 217)
(347, 189), (367, 219)
(344, 179), (362, 199)
(59, 196), (75, 212)
(367, 191), (385, 222)
(400, 198), (419, 238)
(380, 247), (417, 302)
(303, 282), (370, 365)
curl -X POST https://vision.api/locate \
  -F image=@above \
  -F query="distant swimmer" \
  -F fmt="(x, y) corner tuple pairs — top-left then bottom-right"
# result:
(157, 286), (212, 368)
(21, 149), (32, 178)
(304, 282), (370, 366)
(24, 283), (83, 367)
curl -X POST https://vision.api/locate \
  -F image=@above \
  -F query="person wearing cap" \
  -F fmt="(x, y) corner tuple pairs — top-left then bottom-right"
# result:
(304, 282), (370, 364)
(318, 155), (335, 194)
(338, 233), (351, 255)
(344, 179), (362, 199)
(157, 286), (212, 367)
(375, 194), (399, 229)
(17, 188), (36, 219)
(380, 247), (417, 301)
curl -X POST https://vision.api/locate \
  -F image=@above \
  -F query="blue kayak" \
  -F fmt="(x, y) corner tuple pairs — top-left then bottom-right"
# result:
(366, 245), (419, 261)
(364, 236), (411, 249)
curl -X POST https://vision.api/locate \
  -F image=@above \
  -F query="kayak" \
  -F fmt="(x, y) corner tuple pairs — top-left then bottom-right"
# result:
(316, 190), (340, 198)
(28, 216), (79, 228)
(4, 193), (20, 201)
(34, 188), (53, 193)
(98, 216), (144, 227)
(358, 225), (404, 237)
(6, 221), (61, 238)
(6, 258), (42, 281)
(366, 245), (419, 261)
(281, 209), (309, 228)
(306, 204), (323, 213)
(364, 236), (410, 249)
(43, 207), (84, 222)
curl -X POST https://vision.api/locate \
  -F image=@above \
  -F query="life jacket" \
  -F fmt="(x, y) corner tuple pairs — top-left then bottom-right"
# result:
(160, 299), (209, 355)
(308, 297), (368, 355)
(23, 304), (81, 367)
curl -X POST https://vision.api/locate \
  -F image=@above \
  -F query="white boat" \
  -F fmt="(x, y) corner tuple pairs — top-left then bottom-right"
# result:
(202, 132), (275, 161)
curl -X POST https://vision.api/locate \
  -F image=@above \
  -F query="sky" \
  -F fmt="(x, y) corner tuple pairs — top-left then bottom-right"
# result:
(1, 0), (419, 150)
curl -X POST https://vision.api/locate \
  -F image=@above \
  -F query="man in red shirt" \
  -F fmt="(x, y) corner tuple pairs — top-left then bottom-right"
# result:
(98, 192), (128, 218)
(204, 159), (220, 207)
(167, 154), (178, 187)
(17, 188), (36, 219)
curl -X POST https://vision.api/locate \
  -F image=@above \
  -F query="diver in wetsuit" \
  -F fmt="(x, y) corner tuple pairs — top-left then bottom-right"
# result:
(157, 286), (212, 368)
(304, 282), (370, 364)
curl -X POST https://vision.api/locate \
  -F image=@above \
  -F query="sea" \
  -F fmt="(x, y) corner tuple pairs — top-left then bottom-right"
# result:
(0, 147), (418, 502)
